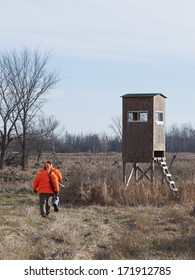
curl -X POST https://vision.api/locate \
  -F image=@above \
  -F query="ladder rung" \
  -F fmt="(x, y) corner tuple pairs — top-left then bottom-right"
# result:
(169, 181), (175, 184)
(166, 174), (172, 177)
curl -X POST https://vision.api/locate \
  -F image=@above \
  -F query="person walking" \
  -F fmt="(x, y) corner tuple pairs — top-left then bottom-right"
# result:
(33, 162), (59, 217)
(46, 160), (64, 187)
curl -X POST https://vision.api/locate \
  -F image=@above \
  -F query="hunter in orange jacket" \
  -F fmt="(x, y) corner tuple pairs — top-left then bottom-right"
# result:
(33, 163), (60, 217)
(33, 164), (59, 194)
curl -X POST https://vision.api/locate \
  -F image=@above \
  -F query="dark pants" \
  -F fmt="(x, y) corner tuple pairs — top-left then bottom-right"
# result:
(39, 193), (53, 215)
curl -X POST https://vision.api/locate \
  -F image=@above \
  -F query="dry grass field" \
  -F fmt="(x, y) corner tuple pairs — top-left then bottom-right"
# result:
(0, 152), (195, 260)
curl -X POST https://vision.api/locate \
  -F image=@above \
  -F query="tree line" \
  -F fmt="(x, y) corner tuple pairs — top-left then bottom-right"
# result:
(6, 121), (195, 167)
(53, 132), (121, 153)
(166, 123), (195, 153)
(54, 123), (195, 154)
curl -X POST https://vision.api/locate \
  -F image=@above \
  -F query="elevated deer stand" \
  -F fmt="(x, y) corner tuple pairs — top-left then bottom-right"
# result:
(122, 93), (178, 198)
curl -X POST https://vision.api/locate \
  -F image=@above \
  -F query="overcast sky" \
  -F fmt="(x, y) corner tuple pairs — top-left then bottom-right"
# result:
(1, 0), (195, 134)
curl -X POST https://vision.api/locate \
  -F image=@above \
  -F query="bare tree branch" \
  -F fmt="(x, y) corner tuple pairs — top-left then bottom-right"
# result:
(109, 116), (122, 142)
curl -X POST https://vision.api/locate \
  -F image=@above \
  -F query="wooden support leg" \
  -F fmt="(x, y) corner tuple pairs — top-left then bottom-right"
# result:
(151, 162), (154, 182)
(126, 163), (135, 187)
(135, 163), (138, 181)
(123, 161), (126, 184)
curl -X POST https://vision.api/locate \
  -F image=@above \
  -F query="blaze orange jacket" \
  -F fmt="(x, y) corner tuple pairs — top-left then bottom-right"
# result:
(50, 167), (62, 182)
(33, 169), (59, 194)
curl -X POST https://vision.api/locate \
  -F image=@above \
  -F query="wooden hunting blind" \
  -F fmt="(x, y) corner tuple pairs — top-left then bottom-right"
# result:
(122, 93), (178, 197)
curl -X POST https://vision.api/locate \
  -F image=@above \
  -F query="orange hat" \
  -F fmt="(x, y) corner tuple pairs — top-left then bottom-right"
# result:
(43, 162), (51, 170)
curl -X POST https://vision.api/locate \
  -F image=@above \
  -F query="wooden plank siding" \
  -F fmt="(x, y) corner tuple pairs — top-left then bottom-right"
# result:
(122, 94), (166, 163)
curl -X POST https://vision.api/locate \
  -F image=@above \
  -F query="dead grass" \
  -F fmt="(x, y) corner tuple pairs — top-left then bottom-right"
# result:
(0, 152), (195, 259)
(0, 194), (195, 260)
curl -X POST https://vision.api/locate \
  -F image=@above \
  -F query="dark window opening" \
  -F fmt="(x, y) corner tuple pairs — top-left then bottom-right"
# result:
(128, 111), (148, 122)
(154, 151), (165, 158)
(156, 112), (164, 123)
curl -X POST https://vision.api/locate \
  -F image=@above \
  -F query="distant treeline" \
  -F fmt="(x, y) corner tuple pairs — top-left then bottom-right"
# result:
(5, 123), (195, 167)
(166, 123), (195, 153)
(53, 132), (122, 153)
(55, 123), (195, 154)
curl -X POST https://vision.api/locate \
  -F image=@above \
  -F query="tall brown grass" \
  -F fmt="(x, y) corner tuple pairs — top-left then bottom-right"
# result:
(1, 152), (195, 207)
(53, 152), (195, 207)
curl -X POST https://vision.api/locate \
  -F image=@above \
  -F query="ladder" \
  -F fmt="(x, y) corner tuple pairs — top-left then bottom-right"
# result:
(156, 158), (179, 198)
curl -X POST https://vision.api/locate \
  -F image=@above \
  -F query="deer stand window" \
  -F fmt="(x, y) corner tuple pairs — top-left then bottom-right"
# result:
(128, 111), (148, 122)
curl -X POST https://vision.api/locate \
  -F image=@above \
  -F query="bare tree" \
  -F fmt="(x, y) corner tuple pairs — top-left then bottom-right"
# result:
(109, 116), (122, 142)
(0, 60), (24, 168)
(1, 48), (59, 169)
(30, 115), (60, 162)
